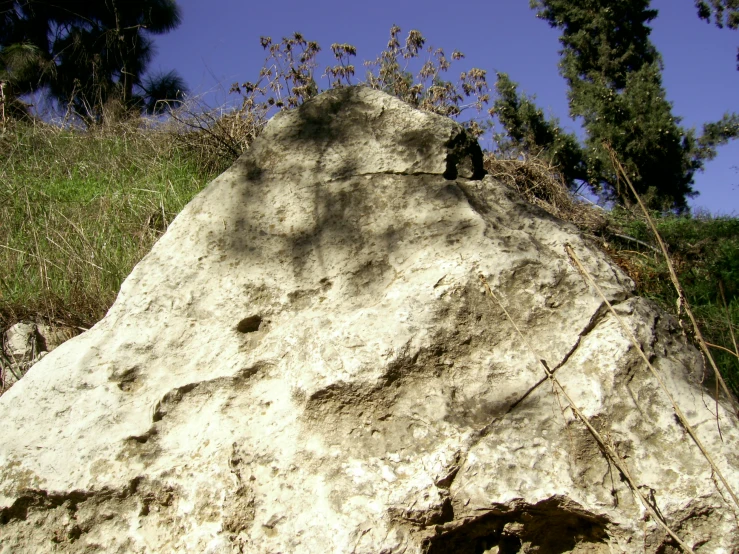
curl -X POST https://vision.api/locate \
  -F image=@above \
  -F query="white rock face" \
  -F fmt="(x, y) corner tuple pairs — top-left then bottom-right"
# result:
(1, 87), (738, 553)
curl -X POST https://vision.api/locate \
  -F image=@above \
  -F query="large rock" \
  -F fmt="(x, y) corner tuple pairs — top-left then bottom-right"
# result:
(1, 86), (737, 553)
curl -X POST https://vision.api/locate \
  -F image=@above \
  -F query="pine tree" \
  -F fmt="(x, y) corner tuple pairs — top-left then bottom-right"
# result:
(0, 0), (187, 122)
(522, 0), (739, 211)
(492, 73), (587, 189)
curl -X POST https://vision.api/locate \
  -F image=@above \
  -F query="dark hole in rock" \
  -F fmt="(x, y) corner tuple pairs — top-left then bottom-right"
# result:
(116, 367), (141, 392)
(237, 316), (262, 334)
(423, 497), (609, 554)
(443, 130), (485, 181)
(499, 534), (523, 553)
(67, 525), (82, 542)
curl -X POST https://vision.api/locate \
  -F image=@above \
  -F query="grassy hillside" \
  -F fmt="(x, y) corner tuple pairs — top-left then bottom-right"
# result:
(0, 118), (222, 328)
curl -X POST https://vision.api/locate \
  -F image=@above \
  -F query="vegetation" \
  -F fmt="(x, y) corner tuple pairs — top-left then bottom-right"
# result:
(491, 72), (587, 190)
(695, 0), (739, 69)
(606, 209), (739, 394)
(489, 0), (739, 213)
(0, 0), (186, 123)
(697, 0), (739, 28)
(0, 117), (216, 328)
(226, 28), (491, 136)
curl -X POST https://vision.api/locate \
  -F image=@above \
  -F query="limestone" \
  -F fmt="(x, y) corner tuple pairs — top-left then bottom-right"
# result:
(1, 86), (738, 553)
(1, 321), (78, 390)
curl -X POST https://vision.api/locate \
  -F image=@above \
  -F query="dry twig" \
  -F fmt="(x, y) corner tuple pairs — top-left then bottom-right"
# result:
(479, 273), (696, 553)
(565, 244), (739, 514)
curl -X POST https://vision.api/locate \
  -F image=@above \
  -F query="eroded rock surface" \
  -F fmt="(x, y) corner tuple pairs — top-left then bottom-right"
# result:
(1, 321), (79, 391)
(1, 87), (737, 553)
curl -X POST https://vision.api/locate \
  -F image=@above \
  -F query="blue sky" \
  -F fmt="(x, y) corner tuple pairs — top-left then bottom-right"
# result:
(152, 0), (738, 215)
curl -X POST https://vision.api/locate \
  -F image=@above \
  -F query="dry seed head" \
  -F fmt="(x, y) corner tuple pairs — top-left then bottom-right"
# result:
(405, 29), (425, 57)
(468, 68), (487, 79)
(388, 25), (401, 50)
(330, 43), (357, 57)
(419, 60), (434, 78)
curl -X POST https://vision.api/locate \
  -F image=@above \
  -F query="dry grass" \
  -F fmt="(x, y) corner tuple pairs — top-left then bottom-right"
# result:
(164, 95), (268, 175)
(0, 117), (219, 329)
(483, 153), (607, 232)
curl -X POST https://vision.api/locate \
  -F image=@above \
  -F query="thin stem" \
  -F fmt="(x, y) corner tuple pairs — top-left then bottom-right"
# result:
(566, 244), (739, 512)
(479, 274), (695, 553)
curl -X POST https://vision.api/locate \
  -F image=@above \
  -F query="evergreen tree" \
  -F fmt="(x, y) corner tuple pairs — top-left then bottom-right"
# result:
(696, 0), (739, 28)
(0, 2), (44, 117)
(520, 0), (739, 211)
(0, 42), (45, 118)
(0, 0), (186, 122)
(492, 73), (588, 189)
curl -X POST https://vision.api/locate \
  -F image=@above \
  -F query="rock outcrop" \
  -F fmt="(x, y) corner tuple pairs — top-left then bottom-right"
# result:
(1, 86), (738, 553)
(1, 321), (79, 392)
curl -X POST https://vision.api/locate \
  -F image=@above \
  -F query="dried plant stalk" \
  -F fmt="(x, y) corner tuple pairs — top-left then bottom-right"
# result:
(565, 244), (739, 513)
(479, 274), (695, 554)
(604, 143), (739, 417)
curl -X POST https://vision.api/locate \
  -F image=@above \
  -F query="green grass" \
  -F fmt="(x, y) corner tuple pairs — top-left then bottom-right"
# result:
(605, 208), (739, 395)
(0, 119), (222, 328)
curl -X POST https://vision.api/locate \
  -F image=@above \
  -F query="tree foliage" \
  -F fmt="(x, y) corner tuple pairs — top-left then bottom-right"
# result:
(695, 0), (739, 69)
(696, 0), (739, 28)
(0, 41), (43, 118)
(492, 73), (587, 189)
(0, 0), (187, 122)
(495, 0), (739, 212)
